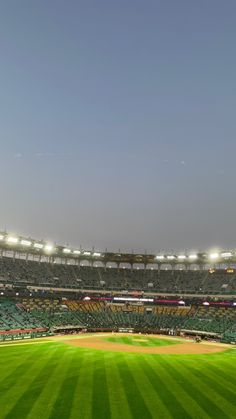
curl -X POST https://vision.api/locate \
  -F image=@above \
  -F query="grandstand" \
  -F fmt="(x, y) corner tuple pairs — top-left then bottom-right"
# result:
(0, 231), (235, 343)
(1, 256), (236, 295)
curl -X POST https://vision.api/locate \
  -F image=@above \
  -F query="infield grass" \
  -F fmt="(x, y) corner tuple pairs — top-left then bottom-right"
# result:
(104, 335), (182, 347)
(0, 336), (235, 419)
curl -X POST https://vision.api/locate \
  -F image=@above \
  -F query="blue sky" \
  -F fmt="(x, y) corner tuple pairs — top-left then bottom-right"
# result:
(0, 0), (236, 252)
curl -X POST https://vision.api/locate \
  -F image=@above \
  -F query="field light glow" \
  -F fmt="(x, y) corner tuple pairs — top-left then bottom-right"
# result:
(34, 243), (44, 249)
(73, 250), (81, 254)
(44, 244), (54, 253)
(189, 254), (197, 260)
(221, 252), (232, 258)
(7, 236), (18, 244)
(209, 253), (219, 260)
(21, 240), (31, 246)
(63, 248), (71, 254)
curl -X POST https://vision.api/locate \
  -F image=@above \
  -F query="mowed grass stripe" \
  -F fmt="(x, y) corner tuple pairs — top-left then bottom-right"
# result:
(152, 356), (212, 419)
(0, 344), (44, 385)
(48, 349), (85, 419)
(26, 347), (76, 419)
(69, 350), (94, 419)
(187, 362), (236, 408)
(0, 345), (60, 419)
(104, 353), (133, 419)
(0, 344), (52, 394)
(176, 359), (234, 418)
(117, 354), (153, 419)
(207, 362), (236, 389)
(125, 354), (172, 419)
(92, 352), (111, 419)
(137, 356), (192, 419)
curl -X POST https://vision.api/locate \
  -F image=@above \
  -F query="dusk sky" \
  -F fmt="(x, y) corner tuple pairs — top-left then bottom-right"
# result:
(0, 1), (236, 253)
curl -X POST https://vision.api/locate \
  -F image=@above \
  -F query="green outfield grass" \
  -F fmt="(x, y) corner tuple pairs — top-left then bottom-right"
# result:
(0, 336), (235, 419)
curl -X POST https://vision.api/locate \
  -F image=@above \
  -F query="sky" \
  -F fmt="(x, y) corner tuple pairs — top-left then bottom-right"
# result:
(0, 0), (236, 254)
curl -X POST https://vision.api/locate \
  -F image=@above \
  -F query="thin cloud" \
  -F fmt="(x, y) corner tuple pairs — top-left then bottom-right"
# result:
(13, 153), (23, 159)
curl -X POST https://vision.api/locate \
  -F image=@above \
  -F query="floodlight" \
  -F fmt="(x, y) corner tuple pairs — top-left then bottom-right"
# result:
(221, 252), (232, 258)
(156, 255), (164, 260)
(7, 236), (18, 244)
(83, 251), (91, 256)
(63, 248), (71, 254)
(209, 253), (219, 260)
(167, 255), (175, 260)
(93, 252), (101, 257)
(44, 244), (54, 253)
(0, 235), (4, 240)
(189, 254), (197, 260)
(34, 243), (44, 249)
(73, 250), (81, 255)
(21, 240), (31, 246)
(178, 255), (186, 260)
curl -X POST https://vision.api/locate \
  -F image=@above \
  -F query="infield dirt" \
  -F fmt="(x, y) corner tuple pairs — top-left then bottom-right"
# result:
(63, 333), (228, 354)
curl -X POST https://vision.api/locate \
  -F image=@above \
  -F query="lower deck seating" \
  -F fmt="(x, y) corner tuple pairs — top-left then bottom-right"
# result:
(0, 298), (235, 338)
(0, 300), (42, 331)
